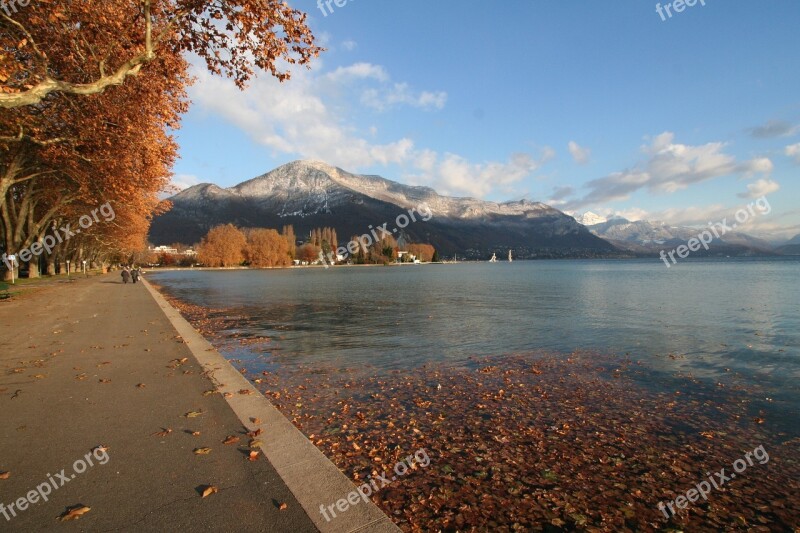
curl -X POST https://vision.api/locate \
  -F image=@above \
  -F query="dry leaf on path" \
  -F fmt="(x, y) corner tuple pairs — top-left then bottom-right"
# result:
(223, 435), (240, 445)
(193, 447), (212, 455)
(0, 471), (9, 479)
(200, 485), (218, 498)
(184, 410), (203, 418)
(248, 451), (260, 461)
(58, 505), (90, 521)
(279, 502), (288, 510)
(152, 428), (172, 437)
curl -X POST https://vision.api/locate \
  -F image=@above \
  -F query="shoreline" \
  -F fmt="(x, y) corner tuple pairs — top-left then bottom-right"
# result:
(154, 285), (800, 532)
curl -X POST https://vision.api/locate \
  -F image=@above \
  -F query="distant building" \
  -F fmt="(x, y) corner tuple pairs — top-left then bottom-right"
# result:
(149, 245), (197, 256)
(150, 245), (178, 255)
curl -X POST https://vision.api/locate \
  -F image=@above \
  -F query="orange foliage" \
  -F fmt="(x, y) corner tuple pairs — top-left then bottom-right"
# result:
(407, 244), (436, 262)
(197, 225), (246, 267)
(246, 228), (291, 267)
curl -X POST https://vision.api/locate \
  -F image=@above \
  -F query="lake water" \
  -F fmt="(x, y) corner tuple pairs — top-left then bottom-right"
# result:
(150, 258), (800, 423)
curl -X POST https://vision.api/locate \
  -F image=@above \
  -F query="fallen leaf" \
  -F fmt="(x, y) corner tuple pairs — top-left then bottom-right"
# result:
(201, 485), (218, 498)
(152, 428), (172, 437)
(58, 505), (90, 521)
(191, 431), (201, 436)
(136, 383), (146, 388)
(250, 417), (261, 424)
(248, 450), (260, 461)
(238, 389), (253, 395)
(223, 435), (240, 445)
(0, 471), (9, 479)
(99, 379), (111, 384)
(194, 447), (212, 455)
(279, 502), (288, 510)
(184, 410), (203, 418)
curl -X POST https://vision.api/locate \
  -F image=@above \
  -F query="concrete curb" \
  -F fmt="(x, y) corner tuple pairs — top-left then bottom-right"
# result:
(141, 279), (401, 533)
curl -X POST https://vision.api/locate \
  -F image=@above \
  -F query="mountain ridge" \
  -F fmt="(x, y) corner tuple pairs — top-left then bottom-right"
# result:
(152, 160), (616, 258)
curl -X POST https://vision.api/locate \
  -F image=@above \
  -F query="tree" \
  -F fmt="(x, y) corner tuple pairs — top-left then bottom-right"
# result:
(246, 228), (290, 267)
(408, 243), (436, 262)
(197, 224), (246, 267)
(282, 225), (296, 259)
(0, 0), (321, 108)
(297, 243), (320, 263)
(1, 17), (188, 278)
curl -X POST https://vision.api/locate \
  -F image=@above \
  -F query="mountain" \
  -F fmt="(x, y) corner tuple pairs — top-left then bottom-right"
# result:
(150, 160), (616, 259)
(573, 211), (607, 226)
(776, 234), (800, 255)
(582, 217), (777, 256)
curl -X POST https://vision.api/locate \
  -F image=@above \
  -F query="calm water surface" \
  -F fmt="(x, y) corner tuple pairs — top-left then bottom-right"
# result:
(151, 258), (800, 416)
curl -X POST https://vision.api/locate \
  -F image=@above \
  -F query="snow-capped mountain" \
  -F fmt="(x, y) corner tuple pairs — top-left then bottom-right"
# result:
(582, 216), (777, 255)
(572, 211), (607, 226)
(150, 160), (615, 258)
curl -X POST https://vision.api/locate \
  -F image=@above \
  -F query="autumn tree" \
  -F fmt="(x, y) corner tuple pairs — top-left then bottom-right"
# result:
(197, 224), (246, 267)
(0, 0), (321, 108)
(246, 228), (291, 267)
(282, 225), (296, 260)
(408, 243), (436, 262)
(1, 0), (321, 278)
(0, 49), (186, 278)
(297, 243), (320, 264)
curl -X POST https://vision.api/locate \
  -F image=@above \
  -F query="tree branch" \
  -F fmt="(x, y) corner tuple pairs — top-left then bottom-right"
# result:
(0, 1), (157, 108)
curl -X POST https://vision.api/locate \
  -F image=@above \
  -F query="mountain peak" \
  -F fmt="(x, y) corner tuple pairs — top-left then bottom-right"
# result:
(574, 211), (607, 226)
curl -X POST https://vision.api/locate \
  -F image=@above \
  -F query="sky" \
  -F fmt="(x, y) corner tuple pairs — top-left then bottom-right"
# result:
(171, 0), (800, 240)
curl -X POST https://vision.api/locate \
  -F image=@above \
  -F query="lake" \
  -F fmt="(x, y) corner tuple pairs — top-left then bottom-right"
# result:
(150, 258), (798, 378)
(150, 258), (800, 530)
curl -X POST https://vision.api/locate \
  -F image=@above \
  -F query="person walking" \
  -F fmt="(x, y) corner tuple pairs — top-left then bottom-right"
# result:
(121, 267), (131, 284)
(131, 267), (140, 284)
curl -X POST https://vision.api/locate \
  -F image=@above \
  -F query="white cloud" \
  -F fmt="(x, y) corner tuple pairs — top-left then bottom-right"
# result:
(738, 178), (780, 199)
(188, 59), (540, 198)
(564, 132), (773, 210)
(362, 83), (447, 112)
(341, 40), (357, 51)
(325, 62), (388, 83)
(170, 174), (202, 192)
(786, 143), (800, 164)
(568, 141), (590, 165)
(189, 63), (414, 169)
(407, 149), (554, 198)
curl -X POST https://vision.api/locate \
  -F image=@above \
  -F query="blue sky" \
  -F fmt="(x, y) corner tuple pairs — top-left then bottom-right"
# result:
(172, 0), (800, 238)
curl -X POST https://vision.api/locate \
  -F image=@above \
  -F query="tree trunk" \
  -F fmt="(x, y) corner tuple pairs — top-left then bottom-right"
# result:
(27, 259), (40, 278)
(46, 256), (56, 275)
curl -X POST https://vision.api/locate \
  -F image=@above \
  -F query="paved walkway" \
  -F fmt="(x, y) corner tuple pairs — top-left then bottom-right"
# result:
(0, 273), (396, 531)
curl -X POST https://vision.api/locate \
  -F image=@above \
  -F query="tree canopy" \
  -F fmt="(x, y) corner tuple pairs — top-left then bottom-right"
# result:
(0, 1), (320, 279)
(0, 0), (321, 108)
